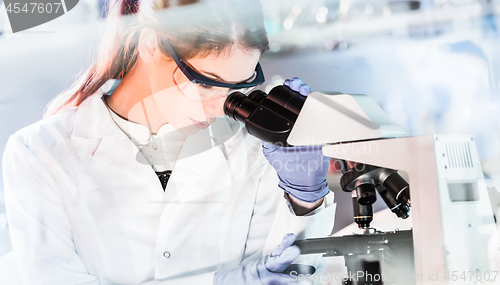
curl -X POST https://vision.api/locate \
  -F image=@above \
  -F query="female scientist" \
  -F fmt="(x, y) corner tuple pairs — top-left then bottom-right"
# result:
(2, 0), (336, 284)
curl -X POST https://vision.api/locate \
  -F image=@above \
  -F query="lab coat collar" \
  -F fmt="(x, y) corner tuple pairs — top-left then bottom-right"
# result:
(71, 86), (251, 202)
(72, 89), (164, 201)
(72, 88), (114, 140)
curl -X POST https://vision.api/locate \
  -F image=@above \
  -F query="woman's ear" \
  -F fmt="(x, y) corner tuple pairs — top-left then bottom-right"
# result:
(138, 28), (160, 64)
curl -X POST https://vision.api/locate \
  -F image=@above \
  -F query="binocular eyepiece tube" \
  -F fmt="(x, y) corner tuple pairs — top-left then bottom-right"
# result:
(224, 85), (306, 146)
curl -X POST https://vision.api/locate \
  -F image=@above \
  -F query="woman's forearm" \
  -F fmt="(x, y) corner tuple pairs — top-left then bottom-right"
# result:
(286, 193), (324, 216)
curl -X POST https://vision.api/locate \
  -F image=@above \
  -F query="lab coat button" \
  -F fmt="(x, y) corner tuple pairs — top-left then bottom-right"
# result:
(152, 143), (158, 150)
(163, 251), (171, 258)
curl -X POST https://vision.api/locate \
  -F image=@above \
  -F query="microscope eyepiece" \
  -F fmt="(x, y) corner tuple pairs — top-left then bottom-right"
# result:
(223, 86), (306, 146)
(224, 91), (259, 122)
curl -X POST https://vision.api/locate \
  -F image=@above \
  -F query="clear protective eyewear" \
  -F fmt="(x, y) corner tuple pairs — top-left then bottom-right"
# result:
(161, 38), (265, 102)
(172, 67), (257, 102)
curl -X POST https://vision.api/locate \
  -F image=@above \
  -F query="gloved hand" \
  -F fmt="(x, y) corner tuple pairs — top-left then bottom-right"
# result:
(263, 77), (330, 203)
(213, 233), (310, 285)
(283, 77), (311, 96)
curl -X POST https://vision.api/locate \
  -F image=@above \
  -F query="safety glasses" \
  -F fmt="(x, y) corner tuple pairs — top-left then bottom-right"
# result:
(161, 37), (265, 102)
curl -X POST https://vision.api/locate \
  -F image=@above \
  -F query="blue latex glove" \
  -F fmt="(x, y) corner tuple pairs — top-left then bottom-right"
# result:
(213, 233), (310, 285)
(263, 77), (330, 203)
(283, 77), (311, 96)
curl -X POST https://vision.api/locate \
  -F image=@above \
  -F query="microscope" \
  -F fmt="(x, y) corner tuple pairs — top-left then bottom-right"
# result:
(224, 86), (498, 285)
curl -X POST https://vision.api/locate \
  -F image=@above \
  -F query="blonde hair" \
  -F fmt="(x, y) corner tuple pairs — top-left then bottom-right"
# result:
(43, 0), (268, 117)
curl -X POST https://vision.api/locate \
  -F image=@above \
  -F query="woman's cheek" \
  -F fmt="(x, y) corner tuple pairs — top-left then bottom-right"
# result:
(203, 97), (225, 117)
(173, 121), (200, 135)
(169, 101), (207, 131)
(153, 87), (199, 118)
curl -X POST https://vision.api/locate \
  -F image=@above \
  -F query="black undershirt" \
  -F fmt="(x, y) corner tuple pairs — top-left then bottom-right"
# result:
(155, 170), (172, 191)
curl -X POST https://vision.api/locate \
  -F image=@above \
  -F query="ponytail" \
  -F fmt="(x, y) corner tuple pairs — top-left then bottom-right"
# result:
(44, 0), (143, 117)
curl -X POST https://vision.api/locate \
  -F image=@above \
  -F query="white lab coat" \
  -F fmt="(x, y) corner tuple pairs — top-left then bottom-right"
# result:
(2, 86), (336, 285)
